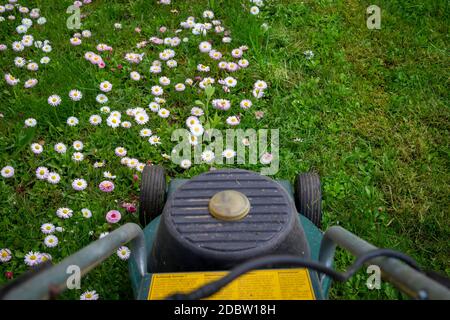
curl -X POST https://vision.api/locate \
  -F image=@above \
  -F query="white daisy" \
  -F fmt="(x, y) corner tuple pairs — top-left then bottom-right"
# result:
(44, 235), (58, 248)
(116, 246), (131, 260)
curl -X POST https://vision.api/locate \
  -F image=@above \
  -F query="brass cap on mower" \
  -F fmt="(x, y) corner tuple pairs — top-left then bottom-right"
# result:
(208, 190), (250, 221)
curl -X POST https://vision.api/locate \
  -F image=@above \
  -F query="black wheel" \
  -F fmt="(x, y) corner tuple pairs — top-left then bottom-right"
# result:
(139, 165), (166, 226)
(294, 172), (322, 228)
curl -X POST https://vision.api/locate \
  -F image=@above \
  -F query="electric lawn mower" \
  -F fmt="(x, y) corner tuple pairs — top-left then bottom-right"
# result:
(1, 167), (449, 300)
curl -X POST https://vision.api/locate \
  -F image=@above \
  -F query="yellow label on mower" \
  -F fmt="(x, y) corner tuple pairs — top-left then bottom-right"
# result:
(148, 268), (315, 300)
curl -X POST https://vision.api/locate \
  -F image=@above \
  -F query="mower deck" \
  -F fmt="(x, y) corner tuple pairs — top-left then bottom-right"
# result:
(129, 178), (331, 300)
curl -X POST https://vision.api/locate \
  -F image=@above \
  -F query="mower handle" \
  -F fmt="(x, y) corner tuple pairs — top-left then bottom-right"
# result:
(2, 223), (146, 300)
(318, 226), (450, 300)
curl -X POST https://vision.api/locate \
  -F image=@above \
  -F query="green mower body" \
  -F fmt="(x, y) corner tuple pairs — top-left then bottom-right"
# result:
(129, 178), (331, 300)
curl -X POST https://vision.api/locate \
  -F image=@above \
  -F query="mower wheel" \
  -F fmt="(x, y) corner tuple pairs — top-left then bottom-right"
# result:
(139, 165), (166, 226)
(294, 172), (322, 228)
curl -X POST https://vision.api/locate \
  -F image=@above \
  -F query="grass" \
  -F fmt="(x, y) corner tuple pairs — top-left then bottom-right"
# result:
(0, 0), (449, 300)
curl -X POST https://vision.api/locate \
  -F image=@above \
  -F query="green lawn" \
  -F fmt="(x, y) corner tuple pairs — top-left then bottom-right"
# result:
(0, 0), (448, 300)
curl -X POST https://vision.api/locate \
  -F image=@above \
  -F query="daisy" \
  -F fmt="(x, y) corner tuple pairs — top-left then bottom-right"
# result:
(40, 56), (50, 64)
(189, 134), (199, 146)
(67, 116), (79, 126)
(250, 6), (260, 15)
(14, 57), (26, 67)
(191, 107), (204, 116)
(226, 116), (240, 126)
(227, 62), (239, 72)
(155, 97), (166, 105)
(190, 123), (204, 137)
(238, 59), (249, 68)
(140, 128), (152, 137)
(254, 80), (268, 90)
(94, 161), (105, 168)
(24, 78), (38, 88)
(106, 210), (121, 223)
(73, 141), (84, 151)
(223, 149), (236, 159)
(0, 248), (12, 262)
(212, 99), (231, 111)
(44, 235), (58, 248)
(150, 65), (162, 74)
(151, 85), (163, 96)
(127, 158), (139, 168)
(72, 152), (84, 162)
(135, 113), (149, 125)
(231, 48), (243, 58)
(89, 114), (102, 125)
(81, 208), (92, 218)
(240, 99), (253, 109)
(115, 147), (127, 157)
(40, 223), (55, 234)
(56, 207), (73, 219)
(54, 143), (67, 154)
(4, 73), (19, 86)
(166, 59), (177, 68)
(159, 77), (170, 86)
(116, 246), (131, 260)
(48, 95), (61, 107)
(82, 30), (91, 38)
(201, 150), (215, 163)
(224, 76), (237, 87)
(1, 166), (15, 178)
(260, 152), (274, 164)
(148, 102), (160, 112)
(148, 135), (161, 145)
(174, 83), (185, 92)
(185, 78), (194, 86)
(80, 290), (99, 300)
(136, 163), (145, 172)
(24, 251), (41, 266)
(103, 171), (116, 179)
(253, 88), (265, 99)
(69, 89), (83, 101)
(180, 159), (191, 169)
(106, 116), (121, 128)
(209, 50), (222, 60)
(47, 172), (61, 184)
(120, 157), (130, 166)
(218, 61), (228, 69)
(72, 178), (87, 191)
(31, 143), (43, 154)
(186, 116), (199, 128)
(121, 121), (132, 128)
(70, 37), (82, 45)
(99, 81), (112, 92)
(99, 180), (115, 192)
(100, 106), (111, 114)
(96, 94), (108, 104)
(158, 108), (170, 118)
(12, 41), (24, 52)
(130, 71), (141, 81)
(27, 62), (39, 71)
(35, 166), (49, 180)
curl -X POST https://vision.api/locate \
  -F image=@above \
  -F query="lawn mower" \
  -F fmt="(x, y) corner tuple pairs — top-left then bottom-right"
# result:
(1, 167), (449, 300)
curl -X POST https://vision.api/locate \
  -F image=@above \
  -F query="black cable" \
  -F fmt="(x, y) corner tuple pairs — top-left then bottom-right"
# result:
(166, 248), (421, 300)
